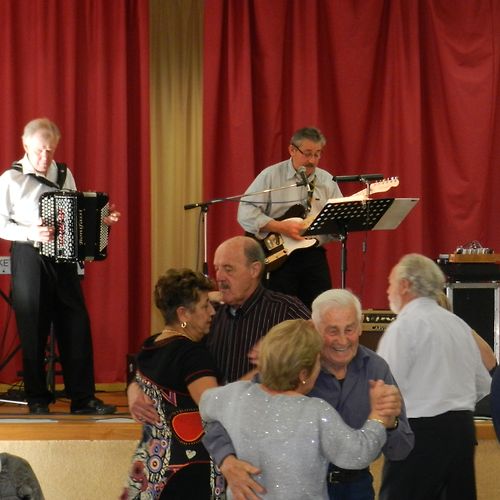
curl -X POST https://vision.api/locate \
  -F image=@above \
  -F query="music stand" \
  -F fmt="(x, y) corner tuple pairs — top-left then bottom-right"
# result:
(0, 282), (27, 406)
(304, 197), (419, 288)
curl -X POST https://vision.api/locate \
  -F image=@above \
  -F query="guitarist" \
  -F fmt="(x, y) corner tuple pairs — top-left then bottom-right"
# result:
(237, 126), (342, 308)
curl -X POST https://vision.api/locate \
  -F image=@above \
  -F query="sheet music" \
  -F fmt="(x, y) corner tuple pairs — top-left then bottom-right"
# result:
(303, 198), (419, 236)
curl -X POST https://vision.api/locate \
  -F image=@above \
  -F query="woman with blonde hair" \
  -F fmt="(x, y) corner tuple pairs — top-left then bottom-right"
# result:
(200, 319), (393, 500)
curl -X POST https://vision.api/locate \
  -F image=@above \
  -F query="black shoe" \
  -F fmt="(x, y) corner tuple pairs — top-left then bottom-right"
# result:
(29, 403), (50, 415)
(71, 397), (116, 415)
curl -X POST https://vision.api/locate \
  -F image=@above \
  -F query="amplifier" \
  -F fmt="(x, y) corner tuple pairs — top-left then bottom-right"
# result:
(437, 254), (500, 282)
(362, 309), (396, 331)
(360, 309), (396, 351)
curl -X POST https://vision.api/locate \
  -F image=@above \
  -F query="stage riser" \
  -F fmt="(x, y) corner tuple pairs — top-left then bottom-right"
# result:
(1, 439), (499, 499)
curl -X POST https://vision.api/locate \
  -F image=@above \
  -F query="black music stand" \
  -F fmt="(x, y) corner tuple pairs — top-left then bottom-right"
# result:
(0, 286), (28, 406)
(0, 289), (21, 374)
(304, 197), (419, 288)
(45, 325), (63, 398)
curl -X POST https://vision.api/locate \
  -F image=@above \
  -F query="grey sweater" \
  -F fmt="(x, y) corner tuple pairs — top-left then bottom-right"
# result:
(200, 381), (386, 500)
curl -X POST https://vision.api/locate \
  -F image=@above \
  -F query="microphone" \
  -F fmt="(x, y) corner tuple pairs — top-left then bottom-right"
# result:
(184, 202), (203, 210)
(297, 167), (310, 190)
(332, 174), (384, 182)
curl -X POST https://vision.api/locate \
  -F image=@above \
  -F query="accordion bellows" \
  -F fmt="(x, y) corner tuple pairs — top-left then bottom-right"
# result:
(39, 191), (110, 262)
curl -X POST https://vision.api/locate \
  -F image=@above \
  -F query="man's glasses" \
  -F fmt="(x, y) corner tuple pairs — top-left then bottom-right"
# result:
(292, 143), (322, 159)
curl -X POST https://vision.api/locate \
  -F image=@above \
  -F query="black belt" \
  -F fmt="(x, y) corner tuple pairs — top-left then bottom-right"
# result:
(12, 240), (36, 248)
(327, 466), (369, 484)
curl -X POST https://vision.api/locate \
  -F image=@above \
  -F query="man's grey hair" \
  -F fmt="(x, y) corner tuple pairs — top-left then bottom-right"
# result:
(22, 118), (61, 143)
(221, 235), (265, 279)
(311, 289), (363, 328)
(393, 253), (445, 300)
(242, 236), (265, 268)
(290, 127), (326, 147)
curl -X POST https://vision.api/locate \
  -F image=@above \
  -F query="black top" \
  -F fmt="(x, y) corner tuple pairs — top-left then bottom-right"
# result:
(137, 334), (222, 395)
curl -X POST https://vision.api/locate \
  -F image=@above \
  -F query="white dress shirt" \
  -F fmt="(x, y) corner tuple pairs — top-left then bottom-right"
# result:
(237, 159), (342, 245)
(0, 155), (76, 242)
(377, 297), (491, 418)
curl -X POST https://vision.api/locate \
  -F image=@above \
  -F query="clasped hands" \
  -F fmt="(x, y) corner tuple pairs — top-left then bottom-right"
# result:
(369, 379), (401, 429)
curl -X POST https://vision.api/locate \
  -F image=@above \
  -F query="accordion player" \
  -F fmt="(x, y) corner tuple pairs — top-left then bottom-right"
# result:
(39, 190), (110, 262)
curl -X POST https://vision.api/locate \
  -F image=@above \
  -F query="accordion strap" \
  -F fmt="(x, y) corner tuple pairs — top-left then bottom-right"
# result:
(11, 162), (68, 189)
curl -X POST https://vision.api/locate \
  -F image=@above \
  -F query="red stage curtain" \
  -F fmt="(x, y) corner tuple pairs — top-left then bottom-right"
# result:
(0, 0), (150, 384)
(203, 0), (500, 309)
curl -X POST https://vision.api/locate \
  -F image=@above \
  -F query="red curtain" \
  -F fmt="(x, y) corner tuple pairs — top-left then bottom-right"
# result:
(203, 0), (500, 310)
(0, 0), (150, 384)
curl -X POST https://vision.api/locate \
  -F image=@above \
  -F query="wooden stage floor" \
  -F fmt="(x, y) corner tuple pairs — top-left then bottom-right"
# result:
(0, 386), (496, 441)
(0, 387), (498, 500)
(0, 388), (141, 440)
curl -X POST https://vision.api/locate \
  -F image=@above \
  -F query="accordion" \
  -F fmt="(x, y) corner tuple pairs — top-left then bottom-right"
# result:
(39, 191), (110, 262)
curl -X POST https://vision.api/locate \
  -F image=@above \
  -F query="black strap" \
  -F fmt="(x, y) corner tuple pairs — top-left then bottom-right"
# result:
(10, 162), (68, 189)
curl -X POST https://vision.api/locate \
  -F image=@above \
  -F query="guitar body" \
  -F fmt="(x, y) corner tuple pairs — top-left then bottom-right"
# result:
(249, 205), (318, 272)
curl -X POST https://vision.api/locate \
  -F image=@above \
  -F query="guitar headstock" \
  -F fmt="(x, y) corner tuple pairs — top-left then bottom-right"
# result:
(368, 177), (399, 194)
(334, 176), (400, 203)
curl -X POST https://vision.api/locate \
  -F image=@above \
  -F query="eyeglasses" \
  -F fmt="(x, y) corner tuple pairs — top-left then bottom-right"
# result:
(292, 143), (322, 159)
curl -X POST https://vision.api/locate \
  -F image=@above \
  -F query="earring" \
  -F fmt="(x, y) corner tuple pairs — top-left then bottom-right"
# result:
(180, 321), (187, 329)
(301, 380), (306, 385)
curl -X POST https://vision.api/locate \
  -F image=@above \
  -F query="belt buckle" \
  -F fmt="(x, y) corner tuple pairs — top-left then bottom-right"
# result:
(328, 470), (342, 484)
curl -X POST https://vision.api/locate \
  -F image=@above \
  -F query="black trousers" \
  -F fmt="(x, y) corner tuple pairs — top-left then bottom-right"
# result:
(266, 246), (331, 309)
(10, 242), (95, 406)
(379, 410), (477, 500)
(159, 463), (212, 499)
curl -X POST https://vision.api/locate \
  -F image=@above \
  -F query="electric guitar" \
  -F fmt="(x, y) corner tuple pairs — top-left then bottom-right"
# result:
(257, 177), (399, 271)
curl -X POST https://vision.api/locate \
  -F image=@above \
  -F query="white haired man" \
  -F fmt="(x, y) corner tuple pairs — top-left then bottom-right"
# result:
(377, 253), (491, 500)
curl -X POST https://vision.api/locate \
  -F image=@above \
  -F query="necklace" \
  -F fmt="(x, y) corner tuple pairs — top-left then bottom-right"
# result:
(157, 328), (193, 342)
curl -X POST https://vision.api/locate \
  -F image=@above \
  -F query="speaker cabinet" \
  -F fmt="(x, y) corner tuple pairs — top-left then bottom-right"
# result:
(446, 282), (499, 362)
(360, 309), (396, 351)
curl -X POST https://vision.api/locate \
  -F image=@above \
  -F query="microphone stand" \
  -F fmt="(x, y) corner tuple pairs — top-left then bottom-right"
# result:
(0, 289), (20, 374)
(184, 181), (306, 276)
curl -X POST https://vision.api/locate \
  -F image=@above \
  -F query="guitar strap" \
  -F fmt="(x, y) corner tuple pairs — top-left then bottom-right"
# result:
(306, 176), (316, 214)
(10, 162), (67, 190)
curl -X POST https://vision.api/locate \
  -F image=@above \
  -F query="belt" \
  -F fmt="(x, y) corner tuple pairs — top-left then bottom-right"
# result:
(327, 466), (369, 484)
(12, 240), (36, 248)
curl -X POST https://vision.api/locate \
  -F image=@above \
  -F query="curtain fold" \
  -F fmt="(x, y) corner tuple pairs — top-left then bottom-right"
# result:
(2, 0), (500, 383)
(149, 0), (204, 333)
(204, 0), (500, 309)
